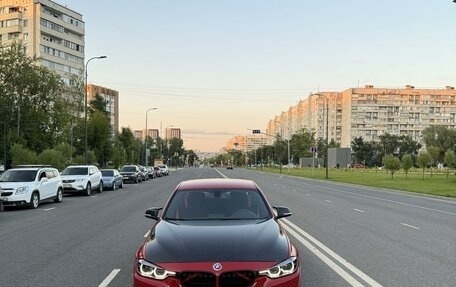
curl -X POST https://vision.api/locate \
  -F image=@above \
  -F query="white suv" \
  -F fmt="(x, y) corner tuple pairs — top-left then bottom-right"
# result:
(60, 165), (103, 196)
(0, 166), (63, 209)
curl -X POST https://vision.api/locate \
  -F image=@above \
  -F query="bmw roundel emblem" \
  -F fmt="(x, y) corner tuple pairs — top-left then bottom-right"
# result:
(213, 263), (222, 271)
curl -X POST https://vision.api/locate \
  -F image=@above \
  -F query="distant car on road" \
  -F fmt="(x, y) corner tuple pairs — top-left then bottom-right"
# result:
(100, 169), (123, 190)
(0, 166), (63, 209)
(60, 165), (103, 196)
(226, 165), (233, 170)
(133, 178), (300, 286)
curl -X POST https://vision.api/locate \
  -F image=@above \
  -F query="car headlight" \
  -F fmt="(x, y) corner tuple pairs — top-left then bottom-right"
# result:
(75, 178), (85, 182)
(259, 257), (298, 278)
(137, 259), (175, 280)
(15, 186), (29, 195)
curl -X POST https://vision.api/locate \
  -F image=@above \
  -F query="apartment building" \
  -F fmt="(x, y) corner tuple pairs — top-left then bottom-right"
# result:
(165, 127), (181, 140)
(225, 134), (268, 153)
(143, 129), (159, 140)
(86, 84), (119, 137)
(266, 85), (456, 148)
(0, 0), (84, 83)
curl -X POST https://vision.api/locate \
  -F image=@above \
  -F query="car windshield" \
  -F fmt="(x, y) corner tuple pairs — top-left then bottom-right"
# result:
(61, 167), (88, 176)
(163, 189), (271, 220)
(101, 170), (114, 176)
(121, 166), (136, 172)
(0, 170), (37, 182)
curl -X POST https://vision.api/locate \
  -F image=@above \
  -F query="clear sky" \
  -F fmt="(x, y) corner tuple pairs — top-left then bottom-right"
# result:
(62, 0), (456, 152)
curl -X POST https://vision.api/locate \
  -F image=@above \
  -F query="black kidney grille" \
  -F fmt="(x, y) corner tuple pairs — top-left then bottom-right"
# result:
(219, 271), (257, 287)
(178, 272), (216, 287)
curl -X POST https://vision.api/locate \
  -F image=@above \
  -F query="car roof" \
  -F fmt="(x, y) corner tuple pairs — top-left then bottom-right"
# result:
(176, 178), (258, 191)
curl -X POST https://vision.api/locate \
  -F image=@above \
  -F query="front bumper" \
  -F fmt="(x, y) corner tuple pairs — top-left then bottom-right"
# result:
(0, 190), (31, 205)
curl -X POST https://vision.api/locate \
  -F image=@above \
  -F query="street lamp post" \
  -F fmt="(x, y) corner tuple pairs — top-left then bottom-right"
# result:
(84, 55), (107, 164)
(315, 94), (329, 179)
(144, 107), (157, 166)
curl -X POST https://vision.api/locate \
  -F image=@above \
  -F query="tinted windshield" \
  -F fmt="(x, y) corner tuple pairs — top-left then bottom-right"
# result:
(121, 166), (136, 172)
(61, 167), (88, 176)
(101, 170), (114, 176)
(0, 170), (37, 182)
(163, 189), (271, 220)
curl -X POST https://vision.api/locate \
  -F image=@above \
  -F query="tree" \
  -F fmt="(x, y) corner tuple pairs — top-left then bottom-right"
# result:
(88, 110), (112, 167)
(10, 144), (37, 166)
(416, 150), (431, 179)
(289, 128), (315, 163)
(383, 154), (401, 179)
(444, 149), (455, 178)
(427, 146), (440, 178)
(37, 149), (66, 171)
(401, 154), (413, 179)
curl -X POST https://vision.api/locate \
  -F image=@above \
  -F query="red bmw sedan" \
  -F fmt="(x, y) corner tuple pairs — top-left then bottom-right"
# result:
(133, 178), (301, 287)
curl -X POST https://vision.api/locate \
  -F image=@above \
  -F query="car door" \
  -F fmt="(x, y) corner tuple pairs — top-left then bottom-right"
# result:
(38, 169), (53, 200)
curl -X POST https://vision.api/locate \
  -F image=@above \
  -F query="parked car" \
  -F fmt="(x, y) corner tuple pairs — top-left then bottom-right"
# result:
(120, 165), (142, 183)
(133, 178), (300, 286)
(60, 165), (103, 196)
(0, 166), (63, 209)
(100, 169), (123, 190)
(153, 166), (162, 177)
(146, 166), (156, 179)
(139, 165), (149, 181)
(158, 165), (169, 176)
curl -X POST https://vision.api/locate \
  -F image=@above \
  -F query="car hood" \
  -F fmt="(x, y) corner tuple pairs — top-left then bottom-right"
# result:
(143, 219), (290, 263)
(0, 181), (34, 189)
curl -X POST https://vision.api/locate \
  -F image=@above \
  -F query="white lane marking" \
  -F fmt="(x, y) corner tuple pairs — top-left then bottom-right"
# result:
(353, 208), (365, 213)
(283, 219), (383, 287)
(44, 207), (55, 211)
(98, 269), (120, 287)
(400, 223), (420, 230)
(325, 199), (333, 203)
(296, 183), (456, 216)
(144, 230), (151, 238)
(91, 195), (98, 198)
(306, 193), (312, 196)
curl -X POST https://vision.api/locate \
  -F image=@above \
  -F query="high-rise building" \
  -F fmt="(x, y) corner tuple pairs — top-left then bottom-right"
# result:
(0, 0), (85, 84)
(86, 84), (119, 137)
(266, 85), (456, 148)
(165, 127), (181, 139)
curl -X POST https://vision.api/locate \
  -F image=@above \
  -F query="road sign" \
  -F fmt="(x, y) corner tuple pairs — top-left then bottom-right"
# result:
(310, 146), (317, 153)
(252, 129), (261, 134)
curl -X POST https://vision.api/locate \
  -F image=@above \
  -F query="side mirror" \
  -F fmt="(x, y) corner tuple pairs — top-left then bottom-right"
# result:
(273, 206), (292, 219)
(145, 207), (163, 220)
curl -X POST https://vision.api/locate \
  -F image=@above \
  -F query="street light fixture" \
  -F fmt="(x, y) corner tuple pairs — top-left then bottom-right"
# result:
(84, 55), (107, 164)
(314, 93), (329, 179)
(144, 107), (158, 166)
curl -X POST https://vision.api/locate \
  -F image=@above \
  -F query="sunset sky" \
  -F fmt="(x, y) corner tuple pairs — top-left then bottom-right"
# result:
(63, 0), (456, 152)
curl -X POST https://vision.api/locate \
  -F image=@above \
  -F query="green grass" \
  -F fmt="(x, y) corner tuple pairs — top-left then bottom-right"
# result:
(253, 166), (456, 198)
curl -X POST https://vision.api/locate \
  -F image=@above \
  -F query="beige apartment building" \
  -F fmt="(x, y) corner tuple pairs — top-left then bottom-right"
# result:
(225, 134), (268, 152)
(0, 0), (85, 83)
(266, 85), (456, 148)
(86, 84), (119, 137)
(165, 127), (181, 140)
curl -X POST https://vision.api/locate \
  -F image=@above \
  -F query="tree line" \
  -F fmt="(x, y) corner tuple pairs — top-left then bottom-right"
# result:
(0, 43), (196, 170)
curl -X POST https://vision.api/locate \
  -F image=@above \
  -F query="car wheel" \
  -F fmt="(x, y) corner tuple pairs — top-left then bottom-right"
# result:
(54, 188), (63, 203)
(120, 181), (123, 189)
(135, 177), (138, 183)
(85, 182), (91, 196)
(112, 181), (116, 191)
(29, 192), (39, 209)
(98, 182), (103, 193)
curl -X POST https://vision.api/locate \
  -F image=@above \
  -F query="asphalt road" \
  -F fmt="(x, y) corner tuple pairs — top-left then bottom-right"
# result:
(1, 167), (455, 287)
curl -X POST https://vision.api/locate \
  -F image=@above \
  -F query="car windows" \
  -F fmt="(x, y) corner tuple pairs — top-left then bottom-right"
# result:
(164, 189), (271, 220)
(121, 166), (136, 172)
(61, 167), (87, 175)
(101, 170), (114, 176)
(0, 170), (37, 182)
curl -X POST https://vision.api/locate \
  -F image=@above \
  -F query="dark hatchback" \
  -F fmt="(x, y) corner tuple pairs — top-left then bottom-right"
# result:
(133, 178), (300, 287)
(119, 165), (141, 183)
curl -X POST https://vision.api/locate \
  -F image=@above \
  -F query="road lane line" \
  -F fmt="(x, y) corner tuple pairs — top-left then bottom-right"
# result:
(282, 222), (364, 287)
(44, 207), (55, 211)
(98, 269), (120, 287)
(400, 223), (420, 230)
(353, 208), (365, 213)
(306, 193), (312, 196)
(325, 199), (333, 203)
(283, 219), (383, 287)
(297, 182), (456, 216)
